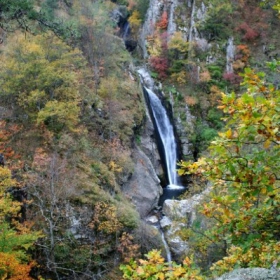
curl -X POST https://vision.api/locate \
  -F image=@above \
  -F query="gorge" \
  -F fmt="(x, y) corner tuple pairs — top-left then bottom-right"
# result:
(0, 0), (279, 279)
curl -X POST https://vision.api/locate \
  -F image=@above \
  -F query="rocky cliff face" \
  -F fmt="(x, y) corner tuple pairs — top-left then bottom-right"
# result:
(122, 145), (162, 218)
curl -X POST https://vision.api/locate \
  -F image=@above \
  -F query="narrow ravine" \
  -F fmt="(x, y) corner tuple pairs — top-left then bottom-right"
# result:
(138, 68), (187, 262)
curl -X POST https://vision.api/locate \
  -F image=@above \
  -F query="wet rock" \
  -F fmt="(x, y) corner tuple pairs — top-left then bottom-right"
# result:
(167, 233), (189, 257)
(146, 215), (159, 224)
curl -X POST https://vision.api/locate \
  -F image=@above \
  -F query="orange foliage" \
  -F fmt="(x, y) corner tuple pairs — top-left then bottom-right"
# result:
(157, 11), (168, 30)
(0, 252), (35, 280)
(184, 96), (198, 106)
(199, 70), (211, 83)
(117, 232), (140, 263)
(0, 121), (22, 171)
(236, 44), (250, 64)
(32, 148), (51, 170)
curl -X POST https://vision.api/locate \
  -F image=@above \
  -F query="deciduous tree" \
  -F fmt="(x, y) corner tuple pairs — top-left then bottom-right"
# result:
(179, 65), (280, 275)
(0, 166), (40, 279)
(0, 32), (87, 132)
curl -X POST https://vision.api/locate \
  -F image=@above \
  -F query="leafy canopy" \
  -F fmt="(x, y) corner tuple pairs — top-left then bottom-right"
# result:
(0, 32), (87, 132)
(179, 65), (280, 275)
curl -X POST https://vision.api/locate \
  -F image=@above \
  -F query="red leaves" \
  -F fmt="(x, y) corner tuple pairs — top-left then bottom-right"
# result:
(237, 22), (259, 41)
(157, 11), (168, 30)
(149, 56), (169, 79)
(223, 72), (242, 86)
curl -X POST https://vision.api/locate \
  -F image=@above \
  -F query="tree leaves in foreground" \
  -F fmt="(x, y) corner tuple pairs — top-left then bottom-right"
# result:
(120, 249), (204, 280)
(178, 65), (280, 275)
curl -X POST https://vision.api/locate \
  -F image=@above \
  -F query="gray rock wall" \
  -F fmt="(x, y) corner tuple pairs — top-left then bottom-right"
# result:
(122, 146), (162, 218)
(215, 268), (280, 280)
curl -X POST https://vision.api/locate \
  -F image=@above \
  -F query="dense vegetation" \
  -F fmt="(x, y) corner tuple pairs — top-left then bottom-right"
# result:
(0, 0), (279, 279)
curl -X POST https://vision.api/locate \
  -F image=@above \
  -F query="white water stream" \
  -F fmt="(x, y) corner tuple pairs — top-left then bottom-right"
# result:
(160, 230), (172, 263)
(144, 87), (180, 187)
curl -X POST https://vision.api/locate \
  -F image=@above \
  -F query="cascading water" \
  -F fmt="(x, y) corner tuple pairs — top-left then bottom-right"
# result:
(144, 87), (180, 187)
(122, 21), (130, 39)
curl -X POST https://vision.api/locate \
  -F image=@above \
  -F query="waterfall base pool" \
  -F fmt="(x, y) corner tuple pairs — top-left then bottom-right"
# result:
(158, 185), (186, 207)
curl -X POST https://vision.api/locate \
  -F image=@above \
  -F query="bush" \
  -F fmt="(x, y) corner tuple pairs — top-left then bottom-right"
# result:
(223, 72), (242, 86)
(207, 108), (224, 130)
(149, 56), (169, 79)
(237, 22), (259, 41)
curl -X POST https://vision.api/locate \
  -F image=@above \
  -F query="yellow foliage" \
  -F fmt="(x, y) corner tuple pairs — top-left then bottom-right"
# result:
(146, 33), (162, 56)
(168, 32), (189, 53)
(0, 252), (35, 280)
(170, 71), (188, 84)
(128, 10), (142, 34)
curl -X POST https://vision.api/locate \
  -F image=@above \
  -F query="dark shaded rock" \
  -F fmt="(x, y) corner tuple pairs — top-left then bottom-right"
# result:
(124, 39), (137, 52)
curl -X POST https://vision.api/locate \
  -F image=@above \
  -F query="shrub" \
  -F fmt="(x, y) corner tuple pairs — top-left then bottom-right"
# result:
(223, 72), (242, 86)
(149, 56), (169, 79)
(237, 22), (259, 41)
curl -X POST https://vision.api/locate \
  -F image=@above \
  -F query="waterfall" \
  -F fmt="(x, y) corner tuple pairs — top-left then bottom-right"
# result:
(122, 21), (130, 39)
(144, 87), (181, 187)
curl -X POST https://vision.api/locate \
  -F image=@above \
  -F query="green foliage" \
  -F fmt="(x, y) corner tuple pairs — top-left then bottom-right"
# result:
(207, 64), (227, 89)
(116, 199), (140, 228)
(261, 0), (280, 17)
(190, 120), (218, 153)
(0, 222), (39, 262)
(179, 66), (280, 275)
(199, 0), (233, 41)
(40, 0), (58, 20)
(132, 0), (150, 21)
(0, 0), (37, 31)
(207, 108), (224, 130)
(96, 75), (144, 144)
(114, 0), (129, 6)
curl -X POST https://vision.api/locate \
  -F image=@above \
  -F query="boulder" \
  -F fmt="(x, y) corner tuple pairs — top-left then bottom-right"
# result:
(167, 233), (189, 257)
(163, 190), (210, 221)
(122, 146), (162, 218)
(160, 216), (172, 228)
(161, 188), (211, 260)
(215, 268), (280, 280)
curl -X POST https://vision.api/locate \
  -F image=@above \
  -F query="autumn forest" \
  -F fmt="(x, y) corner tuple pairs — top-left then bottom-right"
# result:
(0, 0), (279, 279)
